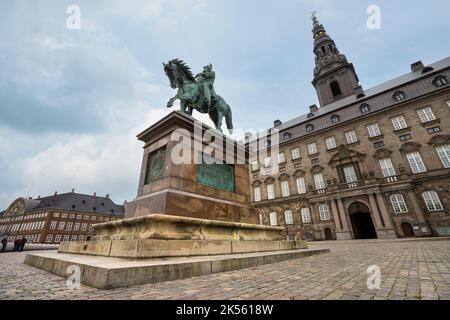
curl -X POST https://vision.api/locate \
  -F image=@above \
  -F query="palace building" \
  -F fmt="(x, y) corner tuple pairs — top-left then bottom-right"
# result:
(247, 18), (450, 240)
(0, 190), (124, 244)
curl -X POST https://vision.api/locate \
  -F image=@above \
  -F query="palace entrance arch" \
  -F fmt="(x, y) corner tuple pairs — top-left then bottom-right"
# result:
(348, 202), (377, 239)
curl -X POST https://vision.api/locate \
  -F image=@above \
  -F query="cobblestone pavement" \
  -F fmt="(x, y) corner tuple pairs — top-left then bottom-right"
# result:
(0, 239), (449, 300)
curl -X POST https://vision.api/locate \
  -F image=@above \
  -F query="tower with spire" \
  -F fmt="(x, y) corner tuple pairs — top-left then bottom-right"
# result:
(311, 12), (363, 107)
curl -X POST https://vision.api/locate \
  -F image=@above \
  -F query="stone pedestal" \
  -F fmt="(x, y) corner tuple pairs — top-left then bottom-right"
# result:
(125, 111), (257, 224)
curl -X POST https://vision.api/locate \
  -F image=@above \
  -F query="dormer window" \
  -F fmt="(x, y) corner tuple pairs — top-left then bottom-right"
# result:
(433, 75), (448, 87)
(331, 114), (340, 124)
(283, 132), (292, 141)
(307, 113), (315, 119)
(393, 91), (406, 102)
(359, 104), (370, 114)
(421, 67), (434, 74)
(306, 124), (314, 133)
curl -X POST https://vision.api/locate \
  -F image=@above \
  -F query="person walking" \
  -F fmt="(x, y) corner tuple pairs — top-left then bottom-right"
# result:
(1, 236), (7, 252)
(13, 237), (22, 252)
(19, 236), (27, 252)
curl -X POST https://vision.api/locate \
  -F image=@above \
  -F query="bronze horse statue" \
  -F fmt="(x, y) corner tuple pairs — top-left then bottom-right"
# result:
(163, 59), (233, 134)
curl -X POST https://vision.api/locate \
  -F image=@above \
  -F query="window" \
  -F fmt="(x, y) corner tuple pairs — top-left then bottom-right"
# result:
(422, 191), (444, 211)
(393, 91), (406, 102)
(63, 235), (70, 242)
(55, 235), (62, 243)
(78, 235), (84, 241)
(360, 104), (370, 114)
(81, 223), (87, 231)
(314, 173), (326, 190)
(296, 177), (306, 194)
(91, 216), (97, 221)
(283, 132), (291, 141)
(264, 157), (271, 168)
(66, 222), (73, 231)
(307, 113), (314, 119)
(427, 127), (441, 134)
(53, 212), (60, 218)
(325, 137), (336, 150)
(46, 234), (53, 243)
(89, 225), (94, 231)
(330, 81), (342, 97)
(99, 217), (103, 222)
(267, 184), (275, 200)
(251, 161), (259, 171)
(277, 152), (286, 164)
(58, 222), (65, 230)
(50, 221), (57, 230)
(281, 181), (290, 197)
(284, 210), (294, 225)
(269, 212), (278, 226)
(69, 214), (75, 219)
(417, 107), (436, 123)
(331, 114), (340, 124)
(391, 115), (408, 131)
(254, 187), (261, 202)
(345, 130), (358, 144)
(291, 148), (301, 160)
(306, 124), (314, 133)
(379, 158), (396, 177)
(71, 235), (77, 241)
(343, 165), (358, 183)
(436, 145), (450, 168)
(400, 134), (412, 142)
(433, 75), (448, 87)
(61, 213), (67, 218)
(318, 204), (331, 221)
(390, 194), (408, 213)
(84, 215), (89, 220)
(74, 223), (80, 231)
(76, 215), (82, 220)
(406, 152), (427, 173)
(308, 143), (318, 155)
(301, 208), (311, 223)
(367, 123), (381, 138)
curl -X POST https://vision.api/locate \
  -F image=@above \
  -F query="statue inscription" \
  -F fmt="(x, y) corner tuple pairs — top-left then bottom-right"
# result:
(197, 154), (235, 192)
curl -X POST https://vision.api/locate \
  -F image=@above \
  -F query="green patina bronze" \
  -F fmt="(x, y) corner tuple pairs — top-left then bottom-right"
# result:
(145, 147), (166, 184)
(197, 153), (235, 192)
(163, 59), (234, 134)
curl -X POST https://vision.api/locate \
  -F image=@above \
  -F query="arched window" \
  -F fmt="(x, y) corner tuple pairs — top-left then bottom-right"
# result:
(331, 114), (340, 124)
(301, 208), (311, 223)
(330, 81), (342, 97)
(359, 103), (370, 114)
(390, 194), (408, 214)
(269, 212), (278, 226)
(306, 124), (314, 133)
(422, 191), (444, 211)
(432, 75), (448, 87)
(393, 91), (406, 102)
(284, 210), (294, 225)
(283, 132), (292, 141)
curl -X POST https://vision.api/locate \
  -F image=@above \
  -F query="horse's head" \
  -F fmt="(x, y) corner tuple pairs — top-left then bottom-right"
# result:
(163, 59), (196, 89)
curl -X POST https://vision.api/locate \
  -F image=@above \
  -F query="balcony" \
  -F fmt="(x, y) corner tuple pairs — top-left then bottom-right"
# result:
(377, 175), (400, 184)
(338, 180), (364, 190)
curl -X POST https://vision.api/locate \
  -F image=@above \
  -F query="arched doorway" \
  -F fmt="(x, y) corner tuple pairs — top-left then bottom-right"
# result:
(324, 228), (333, 240)
(401, 222), (415, 238)
(348, 202), (377, 239)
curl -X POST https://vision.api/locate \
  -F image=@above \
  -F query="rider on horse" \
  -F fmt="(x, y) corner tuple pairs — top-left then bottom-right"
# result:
(195, 64), (217, 113)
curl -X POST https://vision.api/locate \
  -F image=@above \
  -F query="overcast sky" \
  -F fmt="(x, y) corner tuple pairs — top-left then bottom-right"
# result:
(1, 0), (449, 209)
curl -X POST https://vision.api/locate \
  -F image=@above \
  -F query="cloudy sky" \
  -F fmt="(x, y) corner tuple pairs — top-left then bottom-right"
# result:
(1, 0), (449, 209)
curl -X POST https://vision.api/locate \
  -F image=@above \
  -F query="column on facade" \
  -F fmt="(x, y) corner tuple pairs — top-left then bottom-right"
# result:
(406, 190), (427, 224)
(375, 193), (393, 228)
(336, 198), (349, 230)
(368, 193), (384, 229)
(330, 199), (342, 230)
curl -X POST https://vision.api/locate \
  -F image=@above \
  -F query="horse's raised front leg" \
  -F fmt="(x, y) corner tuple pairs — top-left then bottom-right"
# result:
(167, 94), (178, 108)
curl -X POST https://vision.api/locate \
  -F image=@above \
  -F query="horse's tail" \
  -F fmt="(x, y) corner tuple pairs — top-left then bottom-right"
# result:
(225, 106), (233, 135)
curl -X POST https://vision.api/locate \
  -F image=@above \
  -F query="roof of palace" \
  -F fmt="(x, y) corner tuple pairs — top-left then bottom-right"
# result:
(3, 192), (125, 216)
(273, 56), (450, 139)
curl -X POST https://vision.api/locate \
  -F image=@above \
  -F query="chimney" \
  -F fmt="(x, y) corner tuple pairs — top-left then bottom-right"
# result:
(93, 192), (97, 197)
(54, 191), (58, 196)
(105, 194), (110, 200)
(273, 119), (282, 127)
(411, 60), (424, 72)
(28, 197), (33, 200)
(309, 104), (319, 113)
(71, 188), (75, 193)
(37, 195), (40, 199)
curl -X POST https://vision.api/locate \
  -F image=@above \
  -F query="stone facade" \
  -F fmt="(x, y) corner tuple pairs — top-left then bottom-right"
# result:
(247, 19), (450, 241)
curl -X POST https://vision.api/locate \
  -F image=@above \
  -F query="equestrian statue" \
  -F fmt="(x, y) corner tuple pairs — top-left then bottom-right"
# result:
(163, 59), (233, 134)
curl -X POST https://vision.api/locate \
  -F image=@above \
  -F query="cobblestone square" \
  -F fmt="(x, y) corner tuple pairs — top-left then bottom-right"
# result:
(0, 239), (449, 300)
